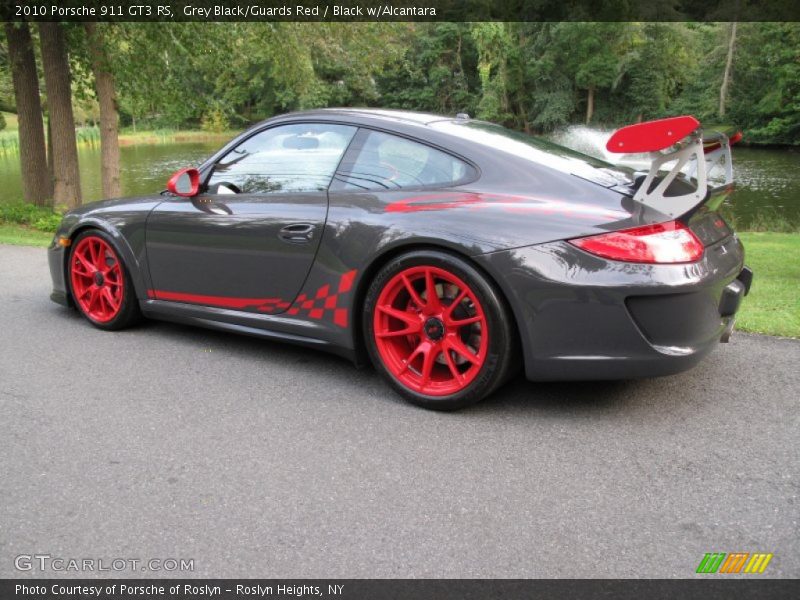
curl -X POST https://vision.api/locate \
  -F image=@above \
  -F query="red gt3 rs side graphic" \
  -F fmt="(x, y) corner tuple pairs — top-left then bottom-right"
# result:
(385, 192), (628, 221)
(147, 269), (358, 327)
(146, 289), (290, 312)
(285, 268), (357, 327)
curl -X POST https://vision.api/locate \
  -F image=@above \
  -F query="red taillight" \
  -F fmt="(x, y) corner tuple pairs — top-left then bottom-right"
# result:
(569, 221), (704, 264)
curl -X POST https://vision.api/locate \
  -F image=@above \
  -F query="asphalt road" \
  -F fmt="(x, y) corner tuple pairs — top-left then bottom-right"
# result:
(1, 244), (798, 579)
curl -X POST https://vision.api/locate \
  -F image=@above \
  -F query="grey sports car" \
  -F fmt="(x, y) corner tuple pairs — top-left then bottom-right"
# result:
(48, 109), (752, 410)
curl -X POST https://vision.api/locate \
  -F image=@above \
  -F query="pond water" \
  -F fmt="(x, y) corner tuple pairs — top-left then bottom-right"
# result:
(551, 125), (800, 230)
(0, 140), (220, 205)
(0, 130), (798, 230)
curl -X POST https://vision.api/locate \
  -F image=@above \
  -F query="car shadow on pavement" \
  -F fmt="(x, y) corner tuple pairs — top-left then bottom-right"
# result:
(486, 376), (640, 411)
(84, 316), (689, 417)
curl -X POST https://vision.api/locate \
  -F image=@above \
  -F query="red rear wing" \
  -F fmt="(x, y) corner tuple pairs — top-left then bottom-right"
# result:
(606, 116), (701, 154)
(606, 115), (741, 218)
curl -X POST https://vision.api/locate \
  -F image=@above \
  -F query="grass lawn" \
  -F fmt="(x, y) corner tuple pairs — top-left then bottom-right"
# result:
(0, 224), (796, 337)
(1, 111), (19, 130)
(0, 224), (52, 247)
(737, 232), (800, 338)
(118, 129), (241, 146)
(0, 123), (240, 153)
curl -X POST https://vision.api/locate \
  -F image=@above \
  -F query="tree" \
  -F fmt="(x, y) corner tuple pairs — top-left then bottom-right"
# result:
(614, 23), (696, 123)
(39, 22), (81, 207)
(376, 23), (479, 116)
(84, 22), (121, 198)
(727, 23), (800, 144)
(719, 22), (737, 118)
(4, 22), (52, 205)
(471, 22), (513, 124)
(554, 23), (633, 124)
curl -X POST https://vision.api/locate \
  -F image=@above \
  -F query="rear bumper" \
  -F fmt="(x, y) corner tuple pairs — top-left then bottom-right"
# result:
(478, 234), (749, 381)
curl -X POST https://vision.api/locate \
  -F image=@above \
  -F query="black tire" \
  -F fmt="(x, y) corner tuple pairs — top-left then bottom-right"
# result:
(363, 250), (517, 410)
(68, 229), (141, 331)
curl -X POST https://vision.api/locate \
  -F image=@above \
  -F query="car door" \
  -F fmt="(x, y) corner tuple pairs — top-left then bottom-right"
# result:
(145, 122), (357, 314)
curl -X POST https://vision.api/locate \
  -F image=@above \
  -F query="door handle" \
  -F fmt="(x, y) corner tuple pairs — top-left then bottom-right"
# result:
(279, 223), (315, 244)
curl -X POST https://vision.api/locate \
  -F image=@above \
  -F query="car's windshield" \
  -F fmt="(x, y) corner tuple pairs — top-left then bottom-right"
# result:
(430, 120), (634, 187)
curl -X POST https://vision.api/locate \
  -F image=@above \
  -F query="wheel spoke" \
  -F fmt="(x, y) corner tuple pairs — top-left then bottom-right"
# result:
(399, 341), (427, 375)
(102, 287), (120, 312)
(448, 314), (482, 328)
(443, 350), (465, 384)
(75, 251), (95, 273)
(87, 287), (101, 312)
(444, 288), (468, 318)
(446, 336), (480, 366)
(89, 240), (101, 267)
(401, 274), (425, 310)
(424, 269), (441, 311)
(376, 325), (420, 338)
(419, 343), (439, 386)
(377, 304), (420, 327)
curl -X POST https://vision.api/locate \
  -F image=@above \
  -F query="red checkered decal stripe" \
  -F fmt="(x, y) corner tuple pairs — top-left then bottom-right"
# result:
(147, 269), (357, 327)
(286, 269), (357, 327)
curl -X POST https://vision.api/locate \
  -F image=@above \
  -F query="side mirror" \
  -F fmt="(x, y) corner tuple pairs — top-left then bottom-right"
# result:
(166, 168), (200, 197)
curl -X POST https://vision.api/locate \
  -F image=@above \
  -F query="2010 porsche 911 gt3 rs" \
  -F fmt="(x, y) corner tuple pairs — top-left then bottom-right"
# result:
(48, 109), (753, 410)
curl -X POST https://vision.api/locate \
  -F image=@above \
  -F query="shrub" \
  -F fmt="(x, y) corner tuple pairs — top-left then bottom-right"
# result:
(201, 107), (230, 133)
(0, 202), (62, 233)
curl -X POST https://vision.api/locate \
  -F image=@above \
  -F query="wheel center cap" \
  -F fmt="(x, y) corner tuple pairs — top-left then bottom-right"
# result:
(424, 317), (445, 341)
(94, 272), (105, 286)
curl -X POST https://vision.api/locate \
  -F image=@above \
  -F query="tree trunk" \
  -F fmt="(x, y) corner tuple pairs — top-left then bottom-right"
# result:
(46, 116), (54, 190)
(4, 22), (52, 205)
(39, 22), (82, 208)
(719, 22), (737, 119)
(85, 22), (121, 198)
(585, 86), (595, 124)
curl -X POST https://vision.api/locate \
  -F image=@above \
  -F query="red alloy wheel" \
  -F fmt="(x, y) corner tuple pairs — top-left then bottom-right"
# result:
(373, 266), (489, 396)
(70, 236), (125, 324)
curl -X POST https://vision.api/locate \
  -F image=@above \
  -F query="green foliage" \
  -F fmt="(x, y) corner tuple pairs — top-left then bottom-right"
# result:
(0, 112), (5, 131)
(0, 202), (62, 232)
(5, 21), (800, 145)
(727, 23), (800, 144)
(75, 126), (100, 145)
(200, 106), (229, 133)
(374, 22), (800, 142)
(376, 23), (479, 116)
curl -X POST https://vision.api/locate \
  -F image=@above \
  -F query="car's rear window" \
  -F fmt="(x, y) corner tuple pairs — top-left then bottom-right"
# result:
(336, 130), (474, 191)
(430, 120), (633, 187)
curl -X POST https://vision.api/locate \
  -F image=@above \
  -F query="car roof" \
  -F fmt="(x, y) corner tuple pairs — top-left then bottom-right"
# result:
(280, 108), (456, 127)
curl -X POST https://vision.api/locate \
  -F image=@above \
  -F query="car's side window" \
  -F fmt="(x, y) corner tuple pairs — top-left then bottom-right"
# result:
(335, 130), (473, 191)
(207, 123), (357, 194)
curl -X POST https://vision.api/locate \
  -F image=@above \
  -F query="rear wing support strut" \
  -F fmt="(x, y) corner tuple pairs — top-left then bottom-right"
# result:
(606, 116), (740, 219)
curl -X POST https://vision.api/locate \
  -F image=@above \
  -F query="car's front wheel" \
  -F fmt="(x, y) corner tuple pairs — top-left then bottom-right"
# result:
(68, 230), (141, 330)
(364, 250), (517, 410)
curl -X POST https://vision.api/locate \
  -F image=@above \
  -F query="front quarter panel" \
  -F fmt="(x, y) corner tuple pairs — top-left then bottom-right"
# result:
(52, 196), (164, 302)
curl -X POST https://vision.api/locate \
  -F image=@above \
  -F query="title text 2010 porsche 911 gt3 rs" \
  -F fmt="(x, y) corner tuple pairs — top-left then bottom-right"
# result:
(48, 110), (753, 410)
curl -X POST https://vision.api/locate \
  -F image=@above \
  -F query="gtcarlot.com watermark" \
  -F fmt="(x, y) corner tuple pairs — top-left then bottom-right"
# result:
(14, 554), (194, 573)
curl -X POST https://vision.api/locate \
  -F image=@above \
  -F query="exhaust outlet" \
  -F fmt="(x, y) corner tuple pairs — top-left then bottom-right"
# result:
(720, 317), (736, 343)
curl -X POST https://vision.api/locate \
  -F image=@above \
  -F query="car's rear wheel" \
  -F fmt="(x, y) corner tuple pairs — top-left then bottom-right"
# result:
(364, 250), (516, 410)
(69, 230), (140, 330)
